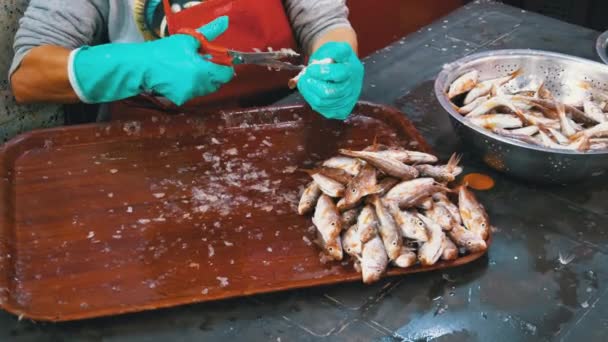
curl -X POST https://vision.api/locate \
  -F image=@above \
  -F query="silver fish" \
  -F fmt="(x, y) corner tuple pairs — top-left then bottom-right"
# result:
(357, 205), (379, 244)
(583, 100), (607, 123)
(458, 95), (490, 115)
(510, 125), (539, 136)
(360, 233), (388, 284)
(548, 127), (570, 145)
(520, 113), (560, 129)
(370, 195), (403, 260)
(322, 156), (362, 176)
(463, 68), (522, 104)
(342, 224), (362, 258)
(448, 70), (479, 99)
(449, 224), (487, 253)
(393, 247), (417, 268)
(311, 173), (345, 198)
(312, 194), (343, 260)
(492, 128), (541, 146)
(458, 186), (490, 240)
(417, 214), (446, 266)
(556, 102), (577, 137)
(384, 178), (450, 209)
(388, 205), (429, 242)
(466, 96), (524, 118)
(441, 236), (459, 261)
(512, 96), (596, 125)
(469, 114), (523, 130)
(375, 149), (438, 164)
(432, 192), (462, 225)
(339, 149), (419, 180)
(415, 153), (462, 183)
(298, 181), (321, 215)
(340, 164), (377, 211)
(426, 201), (457, 231)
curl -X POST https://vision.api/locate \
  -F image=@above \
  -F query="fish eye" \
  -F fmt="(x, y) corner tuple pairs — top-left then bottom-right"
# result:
(351, 189), (357, 193)
(329, 247), (334, 251)
(392, 241), (397, 246)
(481, 223), (486, 228)
(467, 241), (473, 246)
(417, 221), (424, 226)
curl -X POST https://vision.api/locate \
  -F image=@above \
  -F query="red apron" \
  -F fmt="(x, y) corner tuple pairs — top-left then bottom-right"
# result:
(110, 0), (298, 119)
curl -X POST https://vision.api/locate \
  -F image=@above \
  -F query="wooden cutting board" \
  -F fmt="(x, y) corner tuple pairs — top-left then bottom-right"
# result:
(0, 102), (488, 321)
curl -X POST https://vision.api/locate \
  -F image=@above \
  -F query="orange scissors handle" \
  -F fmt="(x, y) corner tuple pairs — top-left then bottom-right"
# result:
(176, 28), (234, 66)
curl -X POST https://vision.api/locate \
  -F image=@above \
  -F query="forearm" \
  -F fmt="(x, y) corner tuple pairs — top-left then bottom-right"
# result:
(10, 46), (80, 104)
(310, 26), (358, 56)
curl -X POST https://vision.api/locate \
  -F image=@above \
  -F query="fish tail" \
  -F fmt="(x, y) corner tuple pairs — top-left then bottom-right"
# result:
(446, 153), (462, 172)
(509, 67), (524, 80)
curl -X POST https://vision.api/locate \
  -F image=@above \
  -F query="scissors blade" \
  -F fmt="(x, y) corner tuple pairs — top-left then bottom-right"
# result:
(228, 50), (304, 71)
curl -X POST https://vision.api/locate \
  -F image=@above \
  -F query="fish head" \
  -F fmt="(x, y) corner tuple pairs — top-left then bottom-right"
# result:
(385, 237), (402, 260)
(464, 238), (487, 253)
(326, 239), (344, 260)
(408, 214), (430, 242)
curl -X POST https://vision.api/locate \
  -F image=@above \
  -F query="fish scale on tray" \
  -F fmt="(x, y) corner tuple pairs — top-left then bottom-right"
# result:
(447, 68), (608, 152)
(297, 144), (491, 284)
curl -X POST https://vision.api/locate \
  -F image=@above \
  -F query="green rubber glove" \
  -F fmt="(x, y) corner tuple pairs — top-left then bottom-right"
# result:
(69, 16), (234, 106)
(297, 42), (364, 120)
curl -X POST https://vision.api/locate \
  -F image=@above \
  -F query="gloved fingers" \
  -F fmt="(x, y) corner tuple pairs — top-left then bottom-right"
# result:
(305, 63), (350, 83)
(197, 16), (229, 41)
(209, 64), (235, 84)
(311, 42), (353, 63)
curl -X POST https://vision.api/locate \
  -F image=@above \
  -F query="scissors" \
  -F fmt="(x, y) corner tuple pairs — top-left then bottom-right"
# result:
(177, 28), (304, 71)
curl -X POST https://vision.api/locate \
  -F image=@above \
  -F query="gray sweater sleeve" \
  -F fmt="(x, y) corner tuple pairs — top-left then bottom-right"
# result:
(284, 0), (353, 53)
(9, 0), (109, 79)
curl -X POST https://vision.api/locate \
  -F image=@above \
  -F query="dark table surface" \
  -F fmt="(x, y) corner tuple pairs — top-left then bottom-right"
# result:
(3, 1), (608, 341)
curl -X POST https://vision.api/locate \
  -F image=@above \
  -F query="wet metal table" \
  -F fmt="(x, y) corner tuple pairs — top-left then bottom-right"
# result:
(2, 1), (607, 341)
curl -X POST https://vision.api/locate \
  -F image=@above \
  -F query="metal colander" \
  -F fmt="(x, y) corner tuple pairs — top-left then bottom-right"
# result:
(595, 30), (608, 65)
(434, 49), (608, 183)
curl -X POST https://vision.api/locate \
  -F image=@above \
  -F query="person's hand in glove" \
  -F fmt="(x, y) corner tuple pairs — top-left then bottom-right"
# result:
(68, 16), (234, 105)
(297, 35), (364, 120)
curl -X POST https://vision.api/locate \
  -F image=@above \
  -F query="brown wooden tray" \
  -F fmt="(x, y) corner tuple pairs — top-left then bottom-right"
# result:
(0, 102), (489, 321)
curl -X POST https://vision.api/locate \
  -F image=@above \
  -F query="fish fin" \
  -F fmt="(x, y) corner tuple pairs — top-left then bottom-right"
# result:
(508, 67), (523, 81)
(446, 153), (462, 173)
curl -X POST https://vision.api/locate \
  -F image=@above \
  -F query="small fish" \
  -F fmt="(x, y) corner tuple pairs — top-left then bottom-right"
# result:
(393, 247), (417, 268)
(388, 205), (429, 242)
(340, 164), (378, 210)
(360, 233), (389, 284)
(298, 182), (322, 215)
(441, 236), (459, 261)
(556, 102), (578, 137)
(583, 100), (607, 123)
(322, 156), (362, 176)
(302, 167), (352, 185)
(385, 178), (450, 209)
(373, 177), (400, 197)
(463, 68), (522, 105)
(417, 214), (446, 266)
(458, 95), (490, 114)
(339, 149), (419, 180)
(448, 70), (479, 99)
(466, 96), (524, 118)
(572, 122), (608, 140)
(357, 205), (379, 244)
(510, 125), (539, 136)
(449, 224), (487, 253)
(458, 185), (490, 240)
(432, 193), (462, 225)
(425, 201), (457, 231)
(312, 195), (343, 260)
(512, 96), (596, 125)
(415, 153), (463, 183)
(520, 114), (560, 129)
(548, 127), (569, 145)
(470, 114), (523, 130)
(311, 173), (345, 198)
(342, 224), (362, 257)
(492, 128), (541, 146)
(376, 150), (438, 164)
(370, 195), (403, 260)
(536, 82), (553, 100)
(341, 208), (359, 227)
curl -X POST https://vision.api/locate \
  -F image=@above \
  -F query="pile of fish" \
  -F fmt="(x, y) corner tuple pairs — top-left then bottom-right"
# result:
(297, 144), (490, 284)
(447, 68), (608, 151)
